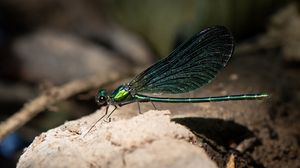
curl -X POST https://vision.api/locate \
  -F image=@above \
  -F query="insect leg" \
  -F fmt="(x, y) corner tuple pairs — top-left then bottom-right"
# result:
(150, 102), (157, 110)
(137, 102), (142, 114)
(105, 105), (117, 122)
(84, 105), (109, 136)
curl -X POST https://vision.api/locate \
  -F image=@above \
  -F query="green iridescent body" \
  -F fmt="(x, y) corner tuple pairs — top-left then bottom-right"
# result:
(97, 84), (267, 107)
(93, 26), (268, 124)
(110, 85), (132, 102)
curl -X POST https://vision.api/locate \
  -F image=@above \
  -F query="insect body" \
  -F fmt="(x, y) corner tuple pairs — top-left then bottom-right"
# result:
(89, 26), (268, 133)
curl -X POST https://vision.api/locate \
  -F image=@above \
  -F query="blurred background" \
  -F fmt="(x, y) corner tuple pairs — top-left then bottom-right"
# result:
(0, 0), (299, 167)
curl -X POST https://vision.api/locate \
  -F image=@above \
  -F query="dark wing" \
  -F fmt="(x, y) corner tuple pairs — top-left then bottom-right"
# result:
(129, 26), (234, 94)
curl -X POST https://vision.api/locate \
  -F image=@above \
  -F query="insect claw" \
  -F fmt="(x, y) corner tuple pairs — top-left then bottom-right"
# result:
(104, 117), (111, 123)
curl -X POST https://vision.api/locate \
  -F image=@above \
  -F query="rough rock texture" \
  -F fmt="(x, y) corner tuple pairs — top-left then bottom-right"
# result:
(17, 110), (217, 168)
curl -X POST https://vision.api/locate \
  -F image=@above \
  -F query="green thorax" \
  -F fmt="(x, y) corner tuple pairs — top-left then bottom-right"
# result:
(111, 85), (133, 102)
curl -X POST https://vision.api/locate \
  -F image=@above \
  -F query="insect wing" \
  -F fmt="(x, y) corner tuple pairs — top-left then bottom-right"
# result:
(130, 26), (234, 94)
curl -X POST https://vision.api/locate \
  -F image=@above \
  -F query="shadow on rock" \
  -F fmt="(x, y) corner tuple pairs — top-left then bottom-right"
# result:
(172, 117), (255, 148)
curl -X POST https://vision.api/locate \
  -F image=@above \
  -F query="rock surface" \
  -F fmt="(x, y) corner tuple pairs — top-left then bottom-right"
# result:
(17, 110), (217, 168)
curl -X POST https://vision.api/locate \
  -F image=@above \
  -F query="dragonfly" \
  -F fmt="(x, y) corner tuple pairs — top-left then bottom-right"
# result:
(89, 26), (268, 133)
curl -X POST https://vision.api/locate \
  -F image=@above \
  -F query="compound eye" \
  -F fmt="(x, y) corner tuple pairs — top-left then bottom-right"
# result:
(95, 96), (107, 106)
(99, 96), (105, 101)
